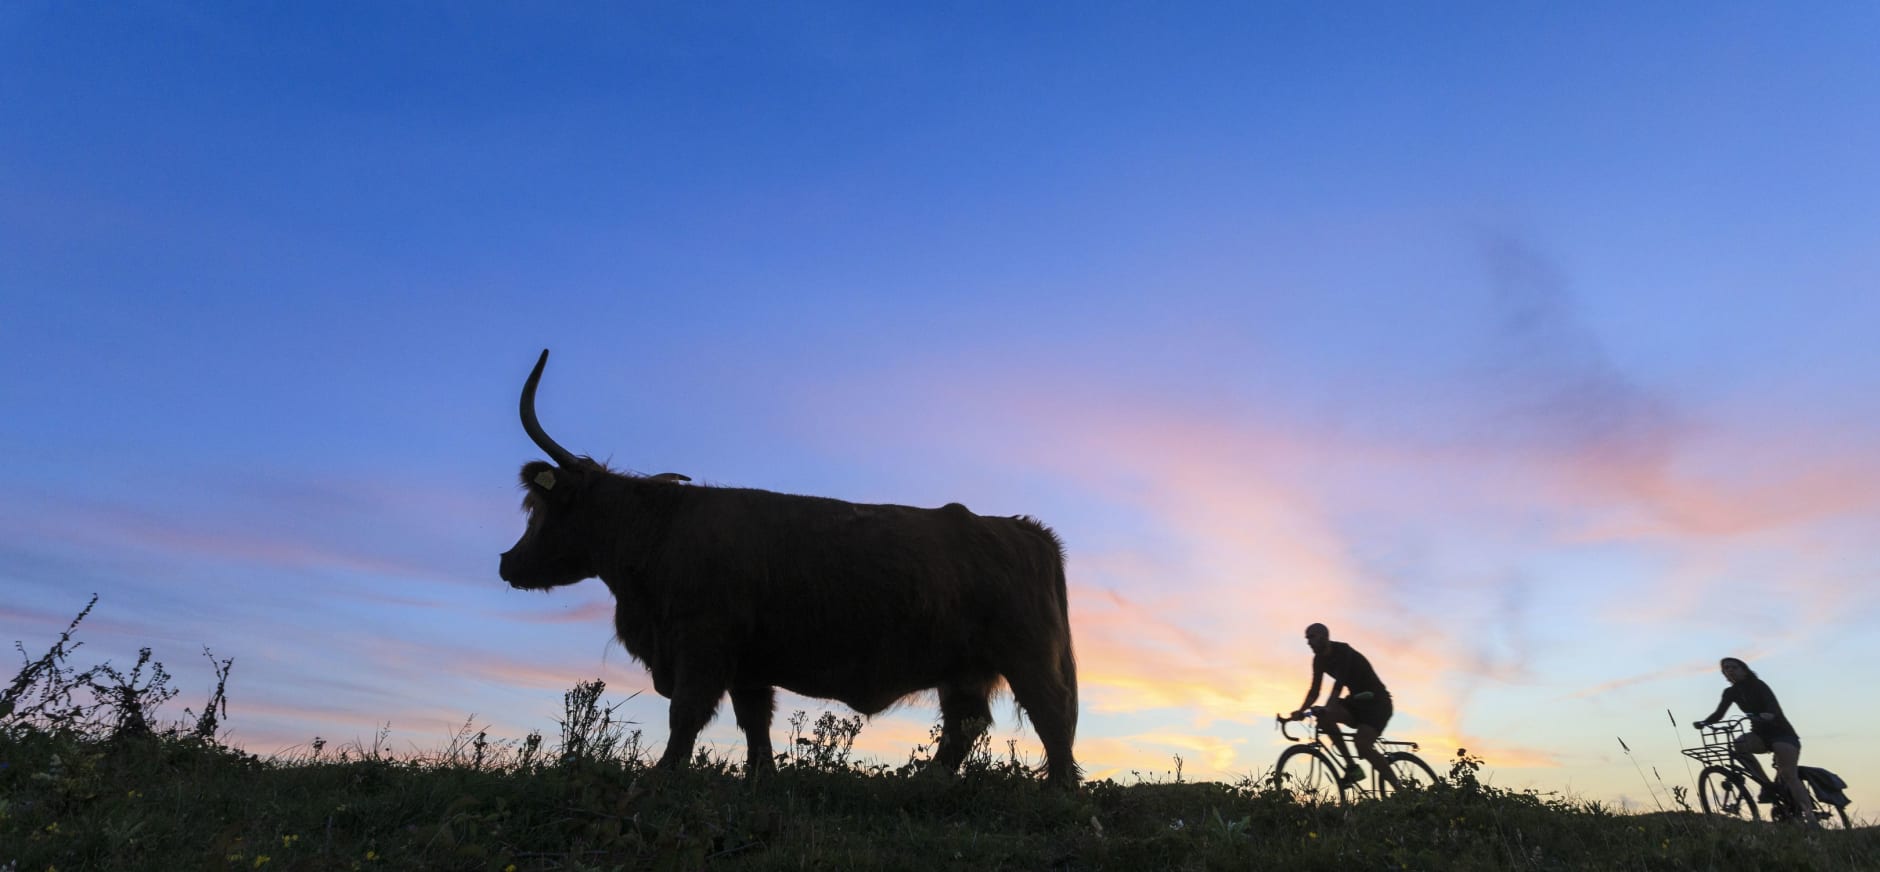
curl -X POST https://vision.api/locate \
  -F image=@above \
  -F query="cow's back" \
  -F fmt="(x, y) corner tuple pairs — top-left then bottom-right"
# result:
(648, 487), (1063, 711)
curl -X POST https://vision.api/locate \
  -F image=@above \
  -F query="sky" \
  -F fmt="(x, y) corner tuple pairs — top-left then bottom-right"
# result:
(4, 2), (1878, 816)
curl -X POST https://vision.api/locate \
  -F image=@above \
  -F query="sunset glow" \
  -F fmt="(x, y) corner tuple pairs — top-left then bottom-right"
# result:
(4, 3), (1876, 818)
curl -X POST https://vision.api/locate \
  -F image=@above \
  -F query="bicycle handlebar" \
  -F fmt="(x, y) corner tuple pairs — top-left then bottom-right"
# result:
(1275, 708), (1419, 751)
(1275, 711), (1311, 742)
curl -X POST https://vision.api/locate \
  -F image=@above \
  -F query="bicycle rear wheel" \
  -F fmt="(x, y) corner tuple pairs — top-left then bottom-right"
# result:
(1379, 751), (1440, 795)
(1813, 801), (1852, 830)
(1274, 745), (1346, 804)
(1697, 765), (1760, 821)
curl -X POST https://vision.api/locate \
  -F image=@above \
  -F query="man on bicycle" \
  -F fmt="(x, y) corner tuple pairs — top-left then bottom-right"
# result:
(1290, 623), (1402, 790)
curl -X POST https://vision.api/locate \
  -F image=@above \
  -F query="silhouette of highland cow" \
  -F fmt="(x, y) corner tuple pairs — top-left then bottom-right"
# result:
(499, 351), (1080, 787)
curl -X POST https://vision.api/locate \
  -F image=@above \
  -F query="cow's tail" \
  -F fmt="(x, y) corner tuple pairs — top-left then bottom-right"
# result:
(1054, 552), (1079, 745)
(1024, 518), (1077, 693)
(1013, 515), (1081, 783)
(1048, 532), (1083, 786)
(1031, 517), (1080, 761)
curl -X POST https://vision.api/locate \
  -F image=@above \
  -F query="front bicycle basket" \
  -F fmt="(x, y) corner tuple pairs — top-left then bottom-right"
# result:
(1681, 719), (1744, 767)
(1681, 745), (1736, 766)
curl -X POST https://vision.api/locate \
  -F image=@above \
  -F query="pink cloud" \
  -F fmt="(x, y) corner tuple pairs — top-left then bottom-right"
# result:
(8, 500), (473, 587)
(792, 362), (1878, 780)
(499, 601), (617, 625)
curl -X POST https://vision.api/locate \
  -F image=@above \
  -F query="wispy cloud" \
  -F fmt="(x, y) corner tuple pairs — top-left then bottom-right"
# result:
(1568, 657), (1723, 701)
(0, 498), (469, 587)
(497, 600), (617, 625)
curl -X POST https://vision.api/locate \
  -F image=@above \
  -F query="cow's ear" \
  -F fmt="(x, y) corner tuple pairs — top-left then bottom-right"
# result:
(521, 461), (585, 502)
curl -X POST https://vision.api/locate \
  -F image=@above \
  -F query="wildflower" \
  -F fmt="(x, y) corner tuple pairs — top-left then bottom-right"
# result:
(253, 857), (270, 868)
(281, 835), (299, 848)
(44, 822), (59, 833)
(226, 854), (243, 863)
(505, 866), (517, 872)
(1308, 832), (1319, 839)
(364, 850), (378, 862)
(126, 790), (142, 799)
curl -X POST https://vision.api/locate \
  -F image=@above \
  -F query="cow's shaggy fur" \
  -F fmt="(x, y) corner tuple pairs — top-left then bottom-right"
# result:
(499, 351), (1080, 787)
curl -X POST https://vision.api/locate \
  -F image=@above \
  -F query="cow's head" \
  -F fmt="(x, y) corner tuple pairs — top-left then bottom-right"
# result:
(499, 350), (599, 590)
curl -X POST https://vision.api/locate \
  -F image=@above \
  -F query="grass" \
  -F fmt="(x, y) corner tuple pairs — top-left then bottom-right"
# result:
(5, 600), (1877, 871)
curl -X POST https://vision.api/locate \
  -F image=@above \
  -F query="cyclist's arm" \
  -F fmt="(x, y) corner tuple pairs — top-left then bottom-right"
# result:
(1295, 671), (1324, 717)
(1736, 680), (1781, 723)
(1693, 689), (1732, 728)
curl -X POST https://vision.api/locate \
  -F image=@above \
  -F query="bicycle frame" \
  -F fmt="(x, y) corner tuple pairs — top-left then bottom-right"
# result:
(1682, 716), (1850, 828)
(1272, 712), (1432, 801)
(1277, 712), (1420, 756)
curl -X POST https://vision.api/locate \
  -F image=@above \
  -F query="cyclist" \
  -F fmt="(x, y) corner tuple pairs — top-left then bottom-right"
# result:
(1693, 656), (1814, 824)
(1289, 623), (1401, 790)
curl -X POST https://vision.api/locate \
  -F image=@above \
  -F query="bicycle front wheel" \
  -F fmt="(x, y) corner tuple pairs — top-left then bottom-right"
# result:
(1274, 745), (1346, 804)
(1379, 751), (1440, 796)
(1697, 765), (1759, 821)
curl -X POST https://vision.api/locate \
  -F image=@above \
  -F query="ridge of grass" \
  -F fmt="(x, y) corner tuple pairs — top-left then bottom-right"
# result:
(4, 598), (1875, 871)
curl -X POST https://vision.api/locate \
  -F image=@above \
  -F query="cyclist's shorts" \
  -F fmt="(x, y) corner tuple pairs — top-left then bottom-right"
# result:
(1742, 730), (1801, 751)
(1348, 692), (1393, 732)
(1761, 732), (1801, 751)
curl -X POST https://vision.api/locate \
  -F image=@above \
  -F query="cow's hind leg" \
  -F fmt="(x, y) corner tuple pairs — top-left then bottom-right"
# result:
(934, 679), (996, 773)
(730, 684), (777, 777)
(1003, 659), (1080, 788)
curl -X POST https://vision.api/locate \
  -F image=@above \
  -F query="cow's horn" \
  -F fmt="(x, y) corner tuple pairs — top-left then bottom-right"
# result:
(520, 349), (581, 468)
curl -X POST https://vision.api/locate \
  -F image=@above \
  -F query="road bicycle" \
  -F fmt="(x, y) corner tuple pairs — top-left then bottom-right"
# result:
(1683, 717), (1852, 829)
(1271, 709), (1439, 803)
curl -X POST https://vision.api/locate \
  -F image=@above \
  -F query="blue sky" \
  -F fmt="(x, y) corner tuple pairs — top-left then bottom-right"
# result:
(4, 3), (1878, 812)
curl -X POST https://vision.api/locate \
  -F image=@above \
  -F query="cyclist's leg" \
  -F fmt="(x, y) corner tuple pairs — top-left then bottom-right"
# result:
(1353, 694), (1401, 790)
(1316, 702), (1358, 766)
(1769, 740), (1815, 824)
(1352, 724), (1400, 790)
(1733, 732), (1773, 786)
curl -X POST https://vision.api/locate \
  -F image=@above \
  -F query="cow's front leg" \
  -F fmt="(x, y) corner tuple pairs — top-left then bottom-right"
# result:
(657, 659), (728, 770)
(935, 679), (995, 773)
(730, 684), (777, 777)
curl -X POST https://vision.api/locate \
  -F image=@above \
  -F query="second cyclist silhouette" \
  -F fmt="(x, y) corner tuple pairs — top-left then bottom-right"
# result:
(1289, 622), (1403, 791)
(1693, 656), (1815, 825)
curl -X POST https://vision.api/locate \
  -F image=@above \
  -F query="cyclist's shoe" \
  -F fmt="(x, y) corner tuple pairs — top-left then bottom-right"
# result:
(1757, 784), (1777, 803)
(1337, 764), (1365, 788)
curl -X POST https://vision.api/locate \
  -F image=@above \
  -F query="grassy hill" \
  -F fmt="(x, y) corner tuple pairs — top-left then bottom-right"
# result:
(5, 602), (1875, 871)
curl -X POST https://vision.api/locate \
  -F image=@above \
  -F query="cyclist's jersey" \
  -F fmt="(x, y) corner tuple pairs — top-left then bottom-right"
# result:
(1313, 641), (1388, 697)
(1714, 677), (1798, 740)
